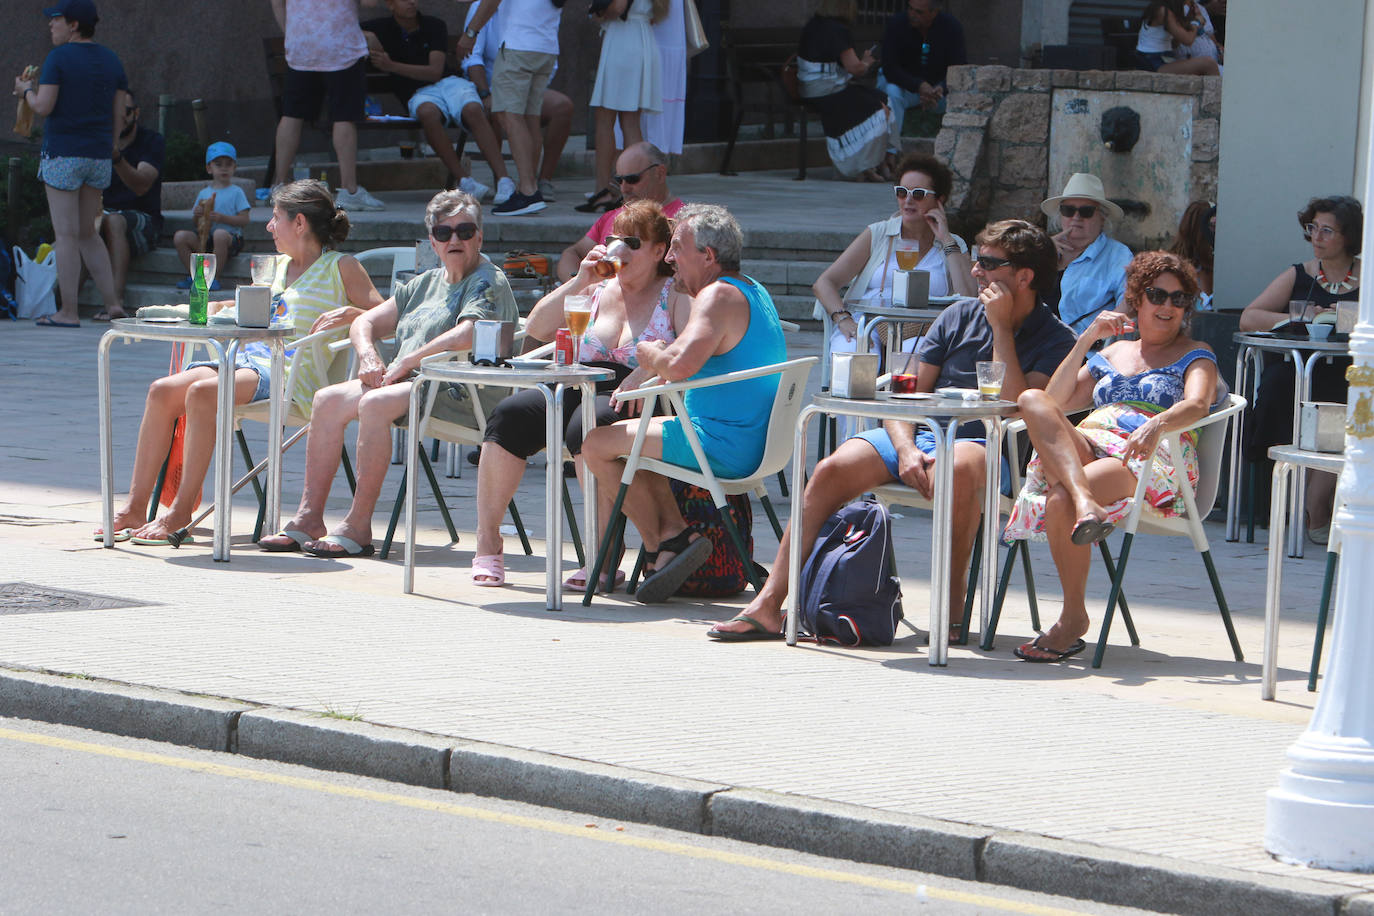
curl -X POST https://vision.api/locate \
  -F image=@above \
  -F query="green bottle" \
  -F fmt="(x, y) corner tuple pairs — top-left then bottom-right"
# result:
(189, 256), (208, 325)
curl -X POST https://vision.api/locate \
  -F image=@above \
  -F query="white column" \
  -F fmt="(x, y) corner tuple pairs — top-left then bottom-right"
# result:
(1264, 106), (1374, 871)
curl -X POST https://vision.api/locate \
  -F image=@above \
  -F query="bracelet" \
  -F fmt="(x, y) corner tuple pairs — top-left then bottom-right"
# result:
(943, 243), (962, 255)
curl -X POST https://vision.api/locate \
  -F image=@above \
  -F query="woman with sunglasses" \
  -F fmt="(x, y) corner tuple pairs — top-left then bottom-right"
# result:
(1041, 172), (1134, 334)
(814, 152), (975, 360)
(258, 188), (518, 558)
(1238, 194), (1361, 544)
(1004, 252), (1219, 662)
(471, 199), (691, 588)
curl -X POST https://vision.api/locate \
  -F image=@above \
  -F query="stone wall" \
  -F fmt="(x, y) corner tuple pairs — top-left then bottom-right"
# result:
(935, 65), (1222, 250)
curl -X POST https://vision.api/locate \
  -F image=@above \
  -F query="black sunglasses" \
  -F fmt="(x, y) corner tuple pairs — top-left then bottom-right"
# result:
(612, 164), (661, 185)
(1142, 287), (1194, 308)
(894, 186), (936, 201)
(1058, 203), (1098, 220)
(974, 254), (1013, 271)
(431, 222), (478, 242)
(605, 235), (642, 250)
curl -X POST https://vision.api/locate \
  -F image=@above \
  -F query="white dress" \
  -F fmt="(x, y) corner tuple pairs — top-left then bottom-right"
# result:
(641, 0), (687, 153)
(590, 0), (663, 113)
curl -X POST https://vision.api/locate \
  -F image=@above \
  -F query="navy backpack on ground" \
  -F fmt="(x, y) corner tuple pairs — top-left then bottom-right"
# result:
(798, 498), (903, 646)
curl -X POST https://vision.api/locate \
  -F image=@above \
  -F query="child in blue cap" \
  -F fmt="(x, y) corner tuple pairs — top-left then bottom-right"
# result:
(172, 141), (251, 289)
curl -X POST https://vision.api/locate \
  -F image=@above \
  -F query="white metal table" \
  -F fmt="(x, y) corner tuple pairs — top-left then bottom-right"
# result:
(98, 318), (290, 562)
(786, 392), (1015, 665)
(402, 361), (613, 610)
(1227, 330), (1348, 557)
(1262, 445), (1345, 700)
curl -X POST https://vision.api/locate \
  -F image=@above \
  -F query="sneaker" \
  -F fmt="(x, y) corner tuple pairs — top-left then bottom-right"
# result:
(175, 276), (192, 290)
(493, 177), (517, 206)
(538, 179), (557, 202)
(335, 185), (385, 211)
(459, 176), (492, 201)
(492, 190), (546, 216)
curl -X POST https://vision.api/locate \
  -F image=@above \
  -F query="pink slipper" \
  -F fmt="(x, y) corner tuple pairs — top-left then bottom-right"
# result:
(562, 566), (626, 593)
(470, 554), (505, 586)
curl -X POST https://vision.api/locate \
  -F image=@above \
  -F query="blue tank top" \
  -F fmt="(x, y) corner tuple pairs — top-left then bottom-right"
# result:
(675, 275), (788, 478)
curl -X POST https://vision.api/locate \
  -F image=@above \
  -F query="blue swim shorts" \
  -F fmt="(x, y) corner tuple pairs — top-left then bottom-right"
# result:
(851, 427), (1013, 497)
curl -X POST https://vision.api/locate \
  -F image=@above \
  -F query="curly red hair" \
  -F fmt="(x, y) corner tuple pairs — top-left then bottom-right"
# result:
(1122, 251), (1199, 319)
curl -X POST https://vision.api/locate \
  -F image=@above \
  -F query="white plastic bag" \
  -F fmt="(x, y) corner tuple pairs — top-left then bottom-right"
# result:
(14, 245), (57, 319)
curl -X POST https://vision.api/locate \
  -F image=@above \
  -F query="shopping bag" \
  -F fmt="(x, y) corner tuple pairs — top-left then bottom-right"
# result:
(14, 245), (56, 319)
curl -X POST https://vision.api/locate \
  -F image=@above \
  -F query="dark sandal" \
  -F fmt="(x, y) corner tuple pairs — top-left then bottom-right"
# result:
(635, 527), (712, 604)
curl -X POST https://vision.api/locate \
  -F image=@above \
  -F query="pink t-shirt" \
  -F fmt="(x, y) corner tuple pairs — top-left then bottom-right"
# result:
(585, 197), (686, 244)
(284, 0), (368, 72)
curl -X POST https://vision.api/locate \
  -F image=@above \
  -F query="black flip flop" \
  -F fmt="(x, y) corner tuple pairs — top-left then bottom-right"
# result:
(1014, 636), (1087, 662)
(708, 615), (784, 642)
(1070, 517), (1115, 545)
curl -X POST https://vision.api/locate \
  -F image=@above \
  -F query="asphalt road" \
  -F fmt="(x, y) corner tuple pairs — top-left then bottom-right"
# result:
(0, 717), (1158, 914)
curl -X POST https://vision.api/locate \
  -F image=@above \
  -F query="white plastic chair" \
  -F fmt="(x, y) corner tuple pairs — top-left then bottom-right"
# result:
(354, 246), (417, 298)
(989, 394), (1248, 668)
(580, 357), (818, 605)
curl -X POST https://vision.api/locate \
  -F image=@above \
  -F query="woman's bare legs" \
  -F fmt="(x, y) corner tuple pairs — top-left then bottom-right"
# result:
(592, 107), (619, 196)
(278, 379), (368, 542)
(474, 441), (529, 577)
(1018, 390), (1110, 525)
(128, 368), (261, 541)
(45, 184), (121, 323)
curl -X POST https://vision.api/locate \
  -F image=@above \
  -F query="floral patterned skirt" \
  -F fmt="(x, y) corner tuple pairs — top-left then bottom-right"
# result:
(1002, 402), (1200, 543)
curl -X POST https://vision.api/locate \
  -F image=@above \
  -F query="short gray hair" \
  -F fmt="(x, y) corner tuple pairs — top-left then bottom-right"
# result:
(676, 203), (742, 271)
(424, 190), (481, 233)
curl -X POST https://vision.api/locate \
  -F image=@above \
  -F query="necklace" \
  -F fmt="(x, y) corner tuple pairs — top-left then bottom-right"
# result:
(1317, 259), (1357, 295)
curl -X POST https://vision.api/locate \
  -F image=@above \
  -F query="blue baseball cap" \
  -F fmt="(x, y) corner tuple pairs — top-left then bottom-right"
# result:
(44, 0), (98, 22)
(205, 141), (237, 165)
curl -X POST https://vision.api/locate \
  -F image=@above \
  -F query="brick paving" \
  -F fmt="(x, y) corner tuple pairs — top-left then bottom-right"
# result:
(3, 182), (1369, 893)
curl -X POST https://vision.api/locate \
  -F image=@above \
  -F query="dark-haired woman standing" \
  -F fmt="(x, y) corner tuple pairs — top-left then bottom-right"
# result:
(96, 180), (381, 546)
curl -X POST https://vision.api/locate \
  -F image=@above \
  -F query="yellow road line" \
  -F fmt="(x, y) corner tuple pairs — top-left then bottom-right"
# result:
(0, 725), (1084, 915)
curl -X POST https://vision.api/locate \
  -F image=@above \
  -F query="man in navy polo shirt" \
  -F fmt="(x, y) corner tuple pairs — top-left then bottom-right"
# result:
(708, 219), (1075, 642)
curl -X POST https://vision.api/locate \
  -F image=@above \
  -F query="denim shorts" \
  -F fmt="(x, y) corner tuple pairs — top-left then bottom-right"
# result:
(852, 427), (1013, 497)
(39, 154), (112, 191)
(408, 76), (481, 125)
(185, 358), (270, 403)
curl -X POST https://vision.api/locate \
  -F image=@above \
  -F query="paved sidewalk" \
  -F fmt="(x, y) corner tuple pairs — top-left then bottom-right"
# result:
(3, 284), (1370, 911)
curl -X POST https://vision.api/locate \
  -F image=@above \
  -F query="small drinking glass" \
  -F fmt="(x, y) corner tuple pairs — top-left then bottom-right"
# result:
(889, 348), (919, 394)
(976, 361), (1006, 401)
(250, 254), (279, 287)
(1288, 299), (1313, 325)
(894, 238), (921, 272)
(190, 252), (217, 288)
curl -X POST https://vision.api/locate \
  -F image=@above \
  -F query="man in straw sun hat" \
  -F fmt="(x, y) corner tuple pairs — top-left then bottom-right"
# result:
(1042, 172), (1132, 333)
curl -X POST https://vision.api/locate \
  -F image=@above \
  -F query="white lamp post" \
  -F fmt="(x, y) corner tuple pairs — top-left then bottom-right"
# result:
(1265, 119), (1374, 870)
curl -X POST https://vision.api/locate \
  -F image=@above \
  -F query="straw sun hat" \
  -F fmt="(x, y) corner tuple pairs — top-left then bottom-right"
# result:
(1041, 172), (1124, 221)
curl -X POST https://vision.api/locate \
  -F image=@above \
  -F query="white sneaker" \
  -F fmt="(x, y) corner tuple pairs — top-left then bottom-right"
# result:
(460, 176), (493, 201)
(493, 177), (517, 206)
(538, 179), (557, 202)
(336, 185), (385, 211)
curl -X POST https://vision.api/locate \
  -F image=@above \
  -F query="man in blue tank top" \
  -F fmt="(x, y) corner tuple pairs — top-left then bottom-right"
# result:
(582, 204), (787, 604)
(708, 219), (1075, 641)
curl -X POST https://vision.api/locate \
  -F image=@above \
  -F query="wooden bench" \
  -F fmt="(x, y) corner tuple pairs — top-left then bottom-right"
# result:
(261, 37), (469, 186)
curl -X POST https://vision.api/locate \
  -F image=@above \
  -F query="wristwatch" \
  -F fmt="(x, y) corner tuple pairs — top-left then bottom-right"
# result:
(477, 88), (491, 99)
(463, 26), (479, 39)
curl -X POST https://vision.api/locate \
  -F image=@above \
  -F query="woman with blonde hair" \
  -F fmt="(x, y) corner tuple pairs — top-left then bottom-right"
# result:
(580, 0), (671, 213)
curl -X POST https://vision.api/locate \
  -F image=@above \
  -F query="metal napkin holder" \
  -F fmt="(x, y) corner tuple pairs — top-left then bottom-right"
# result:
(470, 320), (515, 366)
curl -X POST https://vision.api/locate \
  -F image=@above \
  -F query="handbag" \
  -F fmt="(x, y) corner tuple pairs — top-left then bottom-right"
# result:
(13, 244), (56, 319)
(684, 0), (708, 57)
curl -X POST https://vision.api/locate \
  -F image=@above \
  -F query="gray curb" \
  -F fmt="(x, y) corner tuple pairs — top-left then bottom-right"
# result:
(2, 666), (1369, 915)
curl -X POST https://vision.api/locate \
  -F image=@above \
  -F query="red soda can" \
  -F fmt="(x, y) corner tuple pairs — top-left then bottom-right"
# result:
(554, 328), (573, 366)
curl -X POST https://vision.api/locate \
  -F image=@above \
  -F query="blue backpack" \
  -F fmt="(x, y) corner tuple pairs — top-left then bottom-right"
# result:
(798, 498), (903, 646)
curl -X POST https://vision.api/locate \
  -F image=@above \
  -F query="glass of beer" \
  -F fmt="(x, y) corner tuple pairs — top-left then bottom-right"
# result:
(976, 361), (1006, 401)
(593, 238), (631, 280)
(895, 238), (921, 272)
(563, 294), (592, 365)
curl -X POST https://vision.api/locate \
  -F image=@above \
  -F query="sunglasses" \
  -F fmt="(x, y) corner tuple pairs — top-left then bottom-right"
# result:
(1303, 223), (1338, 240)
(1142, 287), (1194, 308)
(1058, 203), (1098, 220)
(431, 222), (477, 242)
(605, 235), (642, 250)
(974, 254), (1013, 271)
(612, 164), (661, 185)
(894, 186), (936, 201)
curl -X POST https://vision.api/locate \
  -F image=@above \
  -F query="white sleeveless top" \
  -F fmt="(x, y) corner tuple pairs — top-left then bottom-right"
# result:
(1137, 21), (1172, 53)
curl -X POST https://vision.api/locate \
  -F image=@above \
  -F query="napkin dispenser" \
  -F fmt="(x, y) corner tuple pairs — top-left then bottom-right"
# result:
(471, 319), (515, 366)
(1299, 401), (1344, 453)
(235, 285), (272, 327)
(831, 352), (878, 399)
(1337, 300), (1358, 335)
(893, 268), (930, 308)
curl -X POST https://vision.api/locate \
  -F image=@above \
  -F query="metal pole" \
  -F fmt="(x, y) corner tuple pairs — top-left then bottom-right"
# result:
(158, 95), (173, 138)
(191, 99), (208, 148)
(1264, 94), (1374, 870)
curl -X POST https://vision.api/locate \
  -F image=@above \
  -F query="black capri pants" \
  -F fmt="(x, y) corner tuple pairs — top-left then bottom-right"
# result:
(483, 361), (633, 459)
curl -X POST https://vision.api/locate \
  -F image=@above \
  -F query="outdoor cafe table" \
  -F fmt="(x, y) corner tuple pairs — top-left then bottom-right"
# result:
(401, 360), (613, 610)
(1262, 444), (1345, 700)
(785, 391), (1016, 665)
(1226, 330), (1348, 557)
(98, 318), (290, 562)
